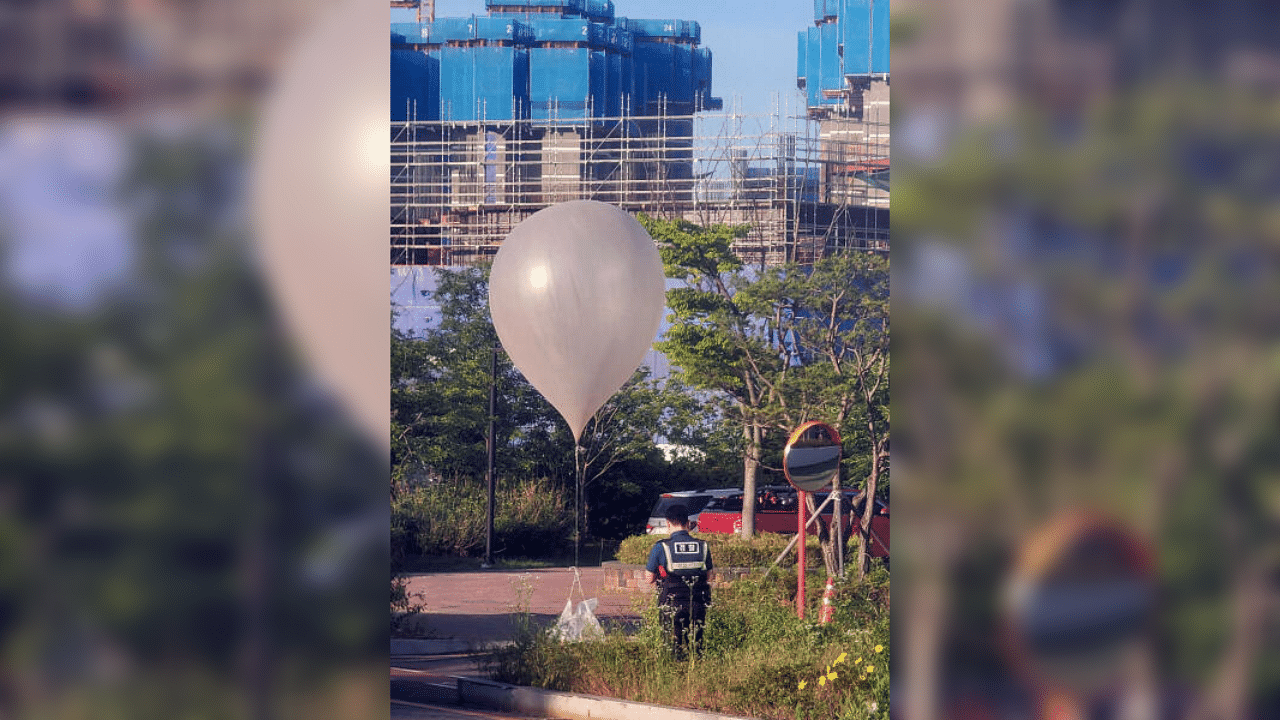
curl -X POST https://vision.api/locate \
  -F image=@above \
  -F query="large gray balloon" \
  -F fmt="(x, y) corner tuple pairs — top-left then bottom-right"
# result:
(489, 201), (666, 443)
(255, 0), (388, 451)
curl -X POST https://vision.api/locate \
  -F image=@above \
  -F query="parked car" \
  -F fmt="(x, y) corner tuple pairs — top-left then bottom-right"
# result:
(696, 485), (890, 557)
(645, 488), (740, 535)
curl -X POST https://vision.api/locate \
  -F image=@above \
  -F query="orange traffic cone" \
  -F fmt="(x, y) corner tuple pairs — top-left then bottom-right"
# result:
(819, 576), (836, 624)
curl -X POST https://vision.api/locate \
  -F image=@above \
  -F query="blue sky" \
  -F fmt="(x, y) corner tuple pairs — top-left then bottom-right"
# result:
(391, 0), (816, 118)
(0, 119), (132, 310)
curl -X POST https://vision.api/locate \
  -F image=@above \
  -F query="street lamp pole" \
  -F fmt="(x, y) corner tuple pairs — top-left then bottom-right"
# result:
(484, 344), (497, 567)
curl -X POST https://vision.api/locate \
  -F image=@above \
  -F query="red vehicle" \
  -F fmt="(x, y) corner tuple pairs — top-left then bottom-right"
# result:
(696, 485), (889, 558)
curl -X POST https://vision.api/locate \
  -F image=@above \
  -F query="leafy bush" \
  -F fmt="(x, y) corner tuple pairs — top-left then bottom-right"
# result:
(392, 477), (571, 560)
(487, 569), (890, 720)
(615, 531), (826, 568)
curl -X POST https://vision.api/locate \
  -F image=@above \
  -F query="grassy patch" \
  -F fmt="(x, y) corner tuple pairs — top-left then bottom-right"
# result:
(392, 477), (572, 560)
(486, 566), (890, 720)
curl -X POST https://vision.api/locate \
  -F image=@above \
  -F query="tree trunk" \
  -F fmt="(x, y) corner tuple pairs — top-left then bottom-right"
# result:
(902, 517), (962, 720)
(1199, 558), (1271, 720)
(807, 492), (838, 576)
(740, 418), (760, 539)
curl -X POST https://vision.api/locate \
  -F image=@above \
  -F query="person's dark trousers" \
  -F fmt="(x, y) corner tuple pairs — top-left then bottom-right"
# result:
(660, 597), (707, 660)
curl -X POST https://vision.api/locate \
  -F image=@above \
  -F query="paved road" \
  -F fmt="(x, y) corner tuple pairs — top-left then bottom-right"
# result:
(392, 698), (564, 719)
(398, 567), (647, 643)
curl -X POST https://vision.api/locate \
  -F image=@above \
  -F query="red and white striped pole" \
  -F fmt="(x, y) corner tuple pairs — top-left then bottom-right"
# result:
(819, 576), (836, 623)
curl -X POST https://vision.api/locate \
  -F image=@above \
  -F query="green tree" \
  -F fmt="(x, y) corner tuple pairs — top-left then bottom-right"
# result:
(775, 252), (889, 577)
(573, 369), (720, 544)
(0, 131), (385, 718)
(392, 264), (722, 554)
(641, 215), (774, 538)
(643, 215), (889, 560)
(720, 251), (890, 576)
(391, 314), (444, 495)
(392, 265), (554, 488)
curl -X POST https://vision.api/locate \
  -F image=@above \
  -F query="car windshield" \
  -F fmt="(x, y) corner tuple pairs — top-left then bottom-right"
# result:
(757, 488), (797, 508)
(705, 495), (743, 512)
(811, 489), (858, 505)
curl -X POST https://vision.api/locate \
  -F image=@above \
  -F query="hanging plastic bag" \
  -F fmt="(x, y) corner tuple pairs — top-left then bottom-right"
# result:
(552, 597), (603, 643)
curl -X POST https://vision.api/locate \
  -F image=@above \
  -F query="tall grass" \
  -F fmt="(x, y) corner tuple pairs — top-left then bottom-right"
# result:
(486, 567), (890, 720)
(391, 477), (571, 560)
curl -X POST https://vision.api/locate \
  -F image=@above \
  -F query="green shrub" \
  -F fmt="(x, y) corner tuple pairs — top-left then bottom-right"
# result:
(392, 477), (571, 559)
(615, 531), (826, 568)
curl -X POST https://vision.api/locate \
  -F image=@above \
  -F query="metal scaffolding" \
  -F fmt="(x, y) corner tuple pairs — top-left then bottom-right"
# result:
(390, 94), (888, 267)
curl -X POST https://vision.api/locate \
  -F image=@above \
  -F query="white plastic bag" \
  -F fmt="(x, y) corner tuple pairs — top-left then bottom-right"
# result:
(552, 597), (603, 642)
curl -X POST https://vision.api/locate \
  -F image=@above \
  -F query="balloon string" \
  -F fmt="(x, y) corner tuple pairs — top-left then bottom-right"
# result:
(574, 443), (583, 569)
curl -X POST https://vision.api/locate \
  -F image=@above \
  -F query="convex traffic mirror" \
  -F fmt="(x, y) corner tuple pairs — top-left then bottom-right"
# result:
(782, 421), (842, 492)
(1003, 514), (1156, 700)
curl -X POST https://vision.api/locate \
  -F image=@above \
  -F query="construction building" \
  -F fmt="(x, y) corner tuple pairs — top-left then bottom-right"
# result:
(390, 0), (890, 267)
(796, 0), (890, 228)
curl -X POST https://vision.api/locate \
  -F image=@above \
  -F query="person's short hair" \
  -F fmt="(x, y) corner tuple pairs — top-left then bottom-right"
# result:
(664, 504), (690, 526)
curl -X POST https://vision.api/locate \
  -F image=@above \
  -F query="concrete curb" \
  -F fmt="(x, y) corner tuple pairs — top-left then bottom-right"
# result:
(391, 638), (512, 655)
(456, 676), (759, 720)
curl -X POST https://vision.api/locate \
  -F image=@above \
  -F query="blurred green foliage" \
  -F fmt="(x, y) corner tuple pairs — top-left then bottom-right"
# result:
(0, 130), (385, 717)
(896, 78), (1280, 714)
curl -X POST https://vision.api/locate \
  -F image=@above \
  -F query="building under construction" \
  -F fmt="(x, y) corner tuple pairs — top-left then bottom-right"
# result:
(390, 0), (889, 267)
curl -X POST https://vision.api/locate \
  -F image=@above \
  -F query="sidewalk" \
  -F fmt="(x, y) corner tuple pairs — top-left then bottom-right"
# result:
(396, 567), (645, 642)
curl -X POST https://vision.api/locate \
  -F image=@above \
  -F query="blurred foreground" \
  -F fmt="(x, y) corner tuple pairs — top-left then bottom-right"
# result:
(895, 2), (1280, 719)
(0, 0), (388, 717)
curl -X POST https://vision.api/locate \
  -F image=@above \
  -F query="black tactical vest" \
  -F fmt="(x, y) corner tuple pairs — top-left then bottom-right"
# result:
(658, 537), (711, 602)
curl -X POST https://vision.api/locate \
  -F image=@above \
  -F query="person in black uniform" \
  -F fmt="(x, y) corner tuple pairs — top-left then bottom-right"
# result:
(644, 504), (714, 660)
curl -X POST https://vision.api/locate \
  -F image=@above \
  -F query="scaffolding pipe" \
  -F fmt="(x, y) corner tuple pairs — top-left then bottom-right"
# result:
(389, 104), (889, 266)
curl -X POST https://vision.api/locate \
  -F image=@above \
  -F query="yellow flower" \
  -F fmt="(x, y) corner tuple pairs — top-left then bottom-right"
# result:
(834, 652), (848, 665)
(827, 671), (839, 681)
(874, 644), (884, 653)
(855, 657), (862, 665)
(865, 665), (876, 673)
(819, 676), (827, 687)
(798, 680), (808, 690)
